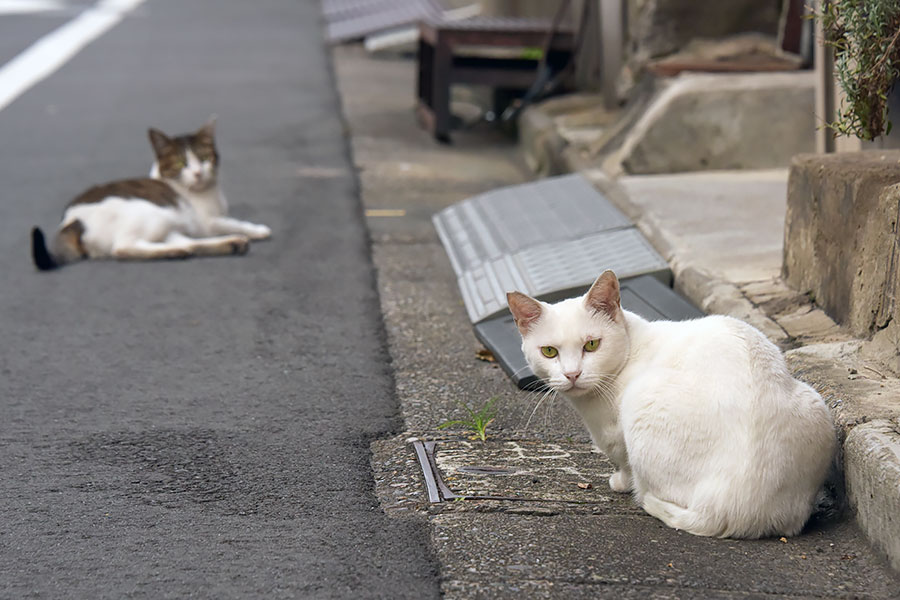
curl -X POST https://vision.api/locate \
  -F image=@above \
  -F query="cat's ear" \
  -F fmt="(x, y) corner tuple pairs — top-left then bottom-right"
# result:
(585, 270), (621, 320)
(507, 291), (543, 335)
(148, 128), (172, 156)
(198, 115), (217, 138)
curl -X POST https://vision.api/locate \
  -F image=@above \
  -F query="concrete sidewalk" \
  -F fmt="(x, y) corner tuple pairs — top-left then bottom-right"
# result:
(332, 44), (900, 597)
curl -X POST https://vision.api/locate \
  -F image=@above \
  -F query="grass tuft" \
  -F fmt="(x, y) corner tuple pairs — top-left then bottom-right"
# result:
(437, 397), (498, 442)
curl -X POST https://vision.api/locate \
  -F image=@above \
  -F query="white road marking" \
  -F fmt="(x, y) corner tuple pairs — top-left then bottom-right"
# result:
(0, 0), (146, 113)
(0, 0), (66, 15)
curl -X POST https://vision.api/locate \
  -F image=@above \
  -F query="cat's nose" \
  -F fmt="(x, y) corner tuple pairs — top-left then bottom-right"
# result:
(565, 370), (582, 384)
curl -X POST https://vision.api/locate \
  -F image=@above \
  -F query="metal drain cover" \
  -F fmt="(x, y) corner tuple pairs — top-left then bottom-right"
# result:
(475, 275), (704, 389)
(412, 438), (634, 507)
(433, 174), (670, 324)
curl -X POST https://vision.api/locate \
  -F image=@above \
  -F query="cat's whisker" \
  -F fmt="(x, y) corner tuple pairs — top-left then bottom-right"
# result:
(591, 381), (618, 404)
(523, 386), (556, 432)
(541, 389), (559, 430)
(509, 363), (536, 378)
(515, 385), (550, 425)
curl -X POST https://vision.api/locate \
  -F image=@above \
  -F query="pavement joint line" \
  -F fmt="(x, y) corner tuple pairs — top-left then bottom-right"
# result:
(0, 0), (146, 114)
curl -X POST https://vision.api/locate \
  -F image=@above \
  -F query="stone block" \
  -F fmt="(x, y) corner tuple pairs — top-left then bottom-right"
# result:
(628, 0), (781, 60)
(776, 305), (842, 340)
(617, 72), (815, 174)
(783, 152), (900, 337)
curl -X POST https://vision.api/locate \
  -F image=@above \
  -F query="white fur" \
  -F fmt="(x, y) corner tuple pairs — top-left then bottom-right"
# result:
(149, 152), (271, 240)
(517, 291), (836, 539)
(64, 197), (197, 258)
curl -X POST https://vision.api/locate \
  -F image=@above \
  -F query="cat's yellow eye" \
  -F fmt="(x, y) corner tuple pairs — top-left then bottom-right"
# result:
(583, 339), (600, 352)
(540, 346), (558, 358)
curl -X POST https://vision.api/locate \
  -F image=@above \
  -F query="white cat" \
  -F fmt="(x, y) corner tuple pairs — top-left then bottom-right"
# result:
(31, 118), (270, 270)
(508, 270), (836, 538)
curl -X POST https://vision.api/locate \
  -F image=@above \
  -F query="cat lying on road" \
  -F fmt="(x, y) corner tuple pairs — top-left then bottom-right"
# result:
(508, 271), (836, 539)
(31, 118), (270, 270)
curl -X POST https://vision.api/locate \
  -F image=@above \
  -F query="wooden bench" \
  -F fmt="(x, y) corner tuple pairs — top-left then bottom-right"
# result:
(416, 16), (575, 142)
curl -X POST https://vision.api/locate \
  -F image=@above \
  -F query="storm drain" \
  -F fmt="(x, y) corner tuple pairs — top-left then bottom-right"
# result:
(433, 173), (703, 388)
(411, 438), (634, 508)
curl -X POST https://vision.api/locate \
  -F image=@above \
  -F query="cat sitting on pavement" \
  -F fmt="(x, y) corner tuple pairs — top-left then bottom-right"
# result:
(507, 270), (836, 539)
(31, 118), (270, 270)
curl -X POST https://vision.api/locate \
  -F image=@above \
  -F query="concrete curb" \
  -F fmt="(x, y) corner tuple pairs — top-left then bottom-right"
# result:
(845, 419), (900, 572)
(521, 101), (900, 573)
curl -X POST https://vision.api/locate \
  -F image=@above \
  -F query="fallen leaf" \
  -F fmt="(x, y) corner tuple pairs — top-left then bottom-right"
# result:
(475, 348), (496, 362)
(667, 562), (674, 568)
(576, 482), (592, 490)
(779, 537), (788, 543)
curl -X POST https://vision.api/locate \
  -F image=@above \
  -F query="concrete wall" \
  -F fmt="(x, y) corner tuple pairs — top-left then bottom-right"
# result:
(628, 0), (782, 60)
(475, 0), (565, 18)
(783, 152), (900, 337)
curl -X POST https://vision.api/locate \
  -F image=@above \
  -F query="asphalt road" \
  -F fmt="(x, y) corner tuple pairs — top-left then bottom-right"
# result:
(0, 1), (439, 597)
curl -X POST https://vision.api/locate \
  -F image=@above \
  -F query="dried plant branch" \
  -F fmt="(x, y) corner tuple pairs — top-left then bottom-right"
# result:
(817, 0), (900, 140)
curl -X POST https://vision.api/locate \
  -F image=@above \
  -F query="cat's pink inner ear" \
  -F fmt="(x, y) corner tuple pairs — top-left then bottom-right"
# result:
(585, 270), (621, 319)
(507, 291), (542, 335)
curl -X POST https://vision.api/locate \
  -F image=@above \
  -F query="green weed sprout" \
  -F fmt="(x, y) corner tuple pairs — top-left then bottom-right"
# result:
(437, 397), (498, 442)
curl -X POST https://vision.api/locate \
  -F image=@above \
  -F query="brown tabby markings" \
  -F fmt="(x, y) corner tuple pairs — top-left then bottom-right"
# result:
(58, 219), (86, 258)
(68, 178), (178, 209)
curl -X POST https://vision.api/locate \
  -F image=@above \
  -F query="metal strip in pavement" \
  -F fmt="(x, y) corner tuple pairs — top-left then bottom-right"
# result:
(412, 439), (442, 503)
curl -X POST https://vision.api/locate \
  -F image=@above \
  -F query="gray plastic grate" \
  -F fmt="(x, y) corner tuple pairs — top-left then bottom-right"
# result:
(515, 229), (669, 298)
(322, 0), (443, 42)
(434, 174), (704, 388)
(456, 230), (669, 323)
(434, 174), (669, 323)
(434, 174), (633, 275)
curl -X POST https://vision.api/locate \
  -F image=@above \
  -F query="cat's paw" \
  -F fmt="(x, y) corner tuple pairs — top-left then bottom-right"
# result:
(247, 224), (271, 240)
(609, 471), (632, 493)
(229, 236), (250, 255)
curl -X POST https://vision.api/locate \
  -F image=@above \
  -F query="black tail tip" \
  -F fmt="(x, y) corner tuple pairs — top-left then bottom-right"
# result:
(31, 227), (57, 271)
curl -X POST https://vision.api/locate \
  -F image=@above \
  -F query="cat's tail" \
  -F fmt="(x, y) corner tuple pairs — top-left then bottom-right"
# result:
(31, 227), (58, 271)
(31, 220), (86, 271)
(641, 493), (726, 538)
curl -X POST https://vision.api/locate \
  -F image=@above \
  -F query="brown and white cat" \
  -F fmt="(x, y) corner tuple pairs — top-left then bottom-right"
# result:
(31, 118), (271, 270)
